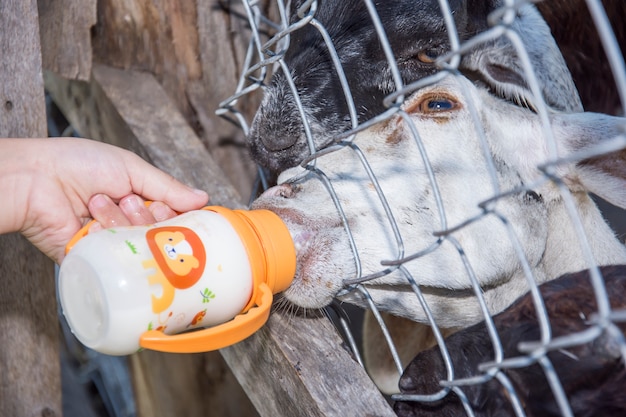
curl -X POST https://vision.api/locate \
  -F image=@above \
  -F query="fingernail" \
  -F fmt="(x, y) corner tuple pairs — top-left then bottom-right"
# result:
(192, 188), (208, 197)
(121, 195), (142, 213)
(88, 222), (103, 233)
(151, 202), (171, 222)
(90, 194), (109, 209)
(192, 189), (209, 205)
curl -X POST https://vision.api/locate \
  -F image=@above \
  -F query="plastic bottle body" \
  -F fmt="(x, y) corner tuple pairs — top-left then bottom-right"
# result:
(59, 210), (254, 355)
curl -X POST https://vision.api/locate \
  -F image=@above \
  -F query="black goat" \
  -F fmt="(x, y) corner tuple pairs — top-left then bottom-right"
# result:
(394, 265), (626, 417)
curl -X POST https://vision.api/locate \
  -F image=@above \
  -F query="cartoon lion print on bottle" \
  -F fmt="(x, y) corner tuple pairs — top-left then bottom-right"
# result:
(143, 226), (207, 313)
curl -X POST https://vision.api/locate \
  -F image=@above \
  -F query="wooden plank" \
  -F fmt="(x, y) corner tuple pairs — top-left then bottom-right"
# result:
(45, 64), (243, 207)
(0, 1), (61, 416)
(0, 237), (59, 417)
(188, 1), (261, 196)
(130, 350), (259, 417)
(0, 2), (46, 137)
(91, 0), (201, 129)
(221, 311), (396, 417)
(91, 0), (258, 197)
(37, 0), (97, 80)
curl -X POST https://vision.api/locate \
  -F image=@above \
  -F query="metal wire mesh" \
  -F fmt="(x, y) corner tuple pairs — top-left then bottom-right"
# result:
(218, 1), (626, 415)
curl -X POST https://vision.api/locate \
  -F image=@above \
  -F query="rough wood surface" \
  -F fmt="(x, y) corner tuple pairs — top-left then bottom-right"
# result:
(221, 311), (396, 417)
(92, 0), (202, 119)
(131, 351), (259, 417)
(45, 64), (244, 208)
(37, 0), (97, 80)
(91, 0), (258, 197)
(0, 236), (59, 417)
(0, 2), (47, 137)
(0, 1), (61, 416)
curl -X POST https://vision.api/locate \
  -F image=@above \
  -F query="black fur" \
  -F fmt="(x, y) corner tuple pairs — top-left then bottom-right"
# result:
(247, 0), (501, 173)
(536, 0), (626, 116)
(394, 265), (626, 417)
(247, 0), (625, 175)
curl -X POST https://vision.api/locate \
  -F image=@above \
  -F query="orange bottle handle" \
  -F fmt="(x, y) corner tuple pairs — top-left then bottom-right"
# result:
(65, 220), (94, 254)
(139, 282), (273, 353)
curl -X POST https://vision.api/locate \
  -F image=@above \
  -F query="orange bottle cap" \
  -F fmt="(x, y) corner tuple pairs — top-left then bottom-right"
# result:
(234, 208), (297, 294)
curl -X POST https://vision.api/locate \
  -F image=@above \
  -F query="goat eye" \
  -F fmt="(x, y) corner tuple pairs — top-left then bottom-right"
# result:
(417, 49), (438, 63)
(419, 96), (458, 113)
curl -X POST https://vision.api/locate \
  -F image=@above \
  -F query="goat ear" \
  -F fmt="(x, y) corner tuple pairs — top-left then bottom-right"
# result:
(460, 4), (583, 113)
(554, 113), (626, 209)
(461, 43), (535, 110)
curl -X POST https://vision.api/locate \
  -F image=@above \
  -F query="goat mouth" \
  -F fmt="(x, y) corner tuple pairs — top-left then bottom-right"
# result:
(272, 209), (339, 254)
(291, 229), (315, 254)
(251, 205), (320, 253)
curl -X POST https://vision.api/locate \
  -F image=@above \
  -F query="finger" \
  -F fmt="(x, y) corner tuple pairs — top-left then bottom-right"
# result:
(119, 194), (156, 225)
(148, 201), (179, 222)
(88, 194), (132, 228)
(123, 153), (209, 211)
(88, 221), (104, 233)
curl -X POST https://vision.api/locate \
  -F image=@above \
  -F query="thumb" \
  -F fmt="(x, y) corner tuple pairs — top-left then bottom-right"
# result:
(124, 153), (209, 212)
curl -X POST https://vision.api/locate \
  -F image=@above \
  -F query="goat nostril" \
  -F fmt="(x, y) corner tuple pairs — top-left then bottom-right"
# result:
(398, 375), (417, 391)
(258, 183), (295, 199)
(260, 134), (299, 152)
(278, 183), (295, 198)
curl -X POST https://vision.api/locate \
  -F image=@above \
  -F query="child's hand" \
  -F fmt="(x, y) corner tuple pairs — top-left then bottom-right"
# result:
(87, 194), (180, 233)
(0, 138), (209, 264)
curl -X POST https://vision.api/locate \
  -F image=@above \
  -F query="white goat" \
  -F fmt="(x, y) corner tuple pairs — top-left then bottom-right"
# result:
(252, 73), (626, 329)
(248, 0), (626, 396)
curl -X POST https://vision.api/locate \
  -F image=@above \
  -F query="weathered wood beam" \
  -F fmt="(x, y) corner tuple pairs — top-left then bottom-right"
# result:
(221, 311), (396, 417)
(37, 0), (97, 80)
(0, 1), (61, 416)
(45, 64), (243, 208)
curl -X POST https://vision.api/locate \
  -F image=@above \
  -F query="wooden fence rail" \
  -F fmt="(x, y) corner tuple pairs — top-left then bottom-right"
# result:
(1, 1), (394, 416)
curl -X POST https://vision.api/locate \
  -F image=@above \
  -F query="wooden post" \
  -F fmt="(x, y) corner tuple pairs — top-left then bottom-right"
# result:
(0, 1), (61, 416)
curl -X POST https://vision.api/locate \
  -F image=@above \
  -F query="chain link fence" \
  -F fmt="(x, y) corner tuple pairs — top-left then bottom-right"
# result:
(218, 1), (626, 415)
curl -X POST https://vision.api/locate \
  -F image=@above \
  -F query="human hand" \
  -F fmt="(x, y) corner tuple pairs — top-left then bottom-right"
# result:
(86, 193), (182, 233)
(0, 138), (209, 263)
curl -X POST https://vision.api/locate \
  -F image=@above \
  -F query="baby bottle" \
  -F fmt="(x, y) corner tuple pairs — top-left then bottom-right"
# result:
(58, 206), (296, 356)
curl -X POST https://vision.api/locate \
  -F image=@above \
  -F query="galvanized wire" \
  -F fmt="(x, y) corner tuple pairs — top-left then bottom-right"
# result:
(218, 0), (626, 415)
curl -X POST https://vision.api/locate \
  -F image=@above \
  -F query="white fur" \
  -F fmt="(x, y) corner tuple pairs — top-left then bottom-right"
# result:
(252, 75), (626, 329)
